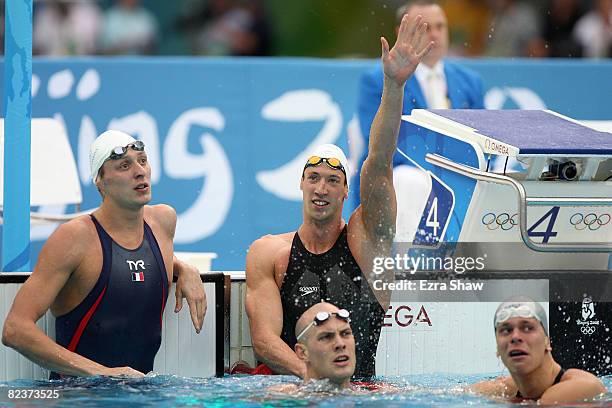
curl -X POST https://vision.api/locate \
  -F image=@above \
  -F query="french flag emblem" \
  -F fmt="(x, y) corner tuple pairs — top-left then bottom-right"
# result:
(132, 272), (145, 282)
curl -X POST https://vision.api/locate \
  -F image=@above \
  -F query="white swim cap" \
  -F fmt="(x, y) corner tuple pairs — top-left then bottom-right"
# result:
(494, 296), (549, 336)
(304, 144), (350, 189)
(89, 130), (137, 183)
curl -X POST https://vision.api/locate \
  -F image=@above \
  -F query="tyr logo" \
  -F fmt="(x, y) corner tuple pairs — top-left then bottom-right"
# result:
(126, 260), (146, 271)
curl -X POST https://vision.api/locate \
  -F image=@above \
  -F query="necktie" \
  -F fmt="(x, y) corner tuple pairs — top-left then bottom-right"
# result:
(427, 72), (450, 109)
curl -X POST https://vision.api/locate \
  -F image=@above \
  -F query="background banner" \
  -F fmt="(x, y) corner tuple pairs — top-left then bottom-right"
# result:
(1, 57), (610, 270)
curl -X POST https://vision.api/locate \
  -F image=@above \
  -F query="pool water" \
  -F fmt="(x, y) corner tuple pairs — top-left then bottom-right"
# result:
(1, 374), (610, 407)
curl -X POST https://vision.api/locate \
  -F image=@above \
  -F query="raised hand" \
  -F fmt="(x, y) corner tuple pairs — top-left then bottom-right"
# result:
(381, 14), (433, 87)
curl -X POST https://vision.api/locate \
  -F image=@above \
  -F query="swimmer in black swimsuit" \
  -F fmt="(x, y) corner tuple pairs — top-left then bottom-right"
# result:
(471, 297), (605, 404)
(2, 130), (206, 378)
(245, 13), (434, 380)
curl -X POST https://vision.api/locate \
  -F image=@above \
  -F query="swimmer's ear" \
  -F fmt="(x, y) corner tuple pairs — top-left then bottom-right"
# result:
(295, 343), (308, 362)
(545, 338), (552, 353)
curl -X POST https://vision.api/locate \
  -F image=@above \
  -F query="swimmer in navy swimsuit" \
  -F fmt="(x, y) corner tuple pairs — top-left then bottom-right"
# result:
(245, 14), (434, 379)
(471, 297), (605, 403)
(2, 130), (206, 378)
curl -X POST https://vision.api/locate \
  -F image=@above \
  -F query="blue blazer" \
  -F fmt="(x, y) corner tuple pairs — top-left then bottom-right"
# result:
(350, 60), (484, 208)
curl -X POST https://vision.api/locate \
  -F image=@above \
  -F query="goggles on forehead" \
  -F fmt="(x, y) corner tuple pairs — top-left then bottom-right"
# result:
(296, 309), (350, 341)
(494, 304), (537, 327)
(303, 156), (346, 175)
(108, 140), (145, 160)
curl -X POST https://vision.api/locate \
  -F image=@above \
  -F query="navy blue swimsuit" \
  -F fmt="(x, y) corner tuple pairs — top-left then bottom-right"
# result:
(52, 215), (169, 378)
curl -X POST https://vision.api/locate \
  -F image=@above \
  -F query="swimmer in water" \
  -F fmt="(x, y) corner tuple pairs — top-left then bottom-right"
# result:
(2, 130), (206, 378)
(471, 297), (606, 404)
(269, 302), (397, 394)
(245, 12), (434, 380)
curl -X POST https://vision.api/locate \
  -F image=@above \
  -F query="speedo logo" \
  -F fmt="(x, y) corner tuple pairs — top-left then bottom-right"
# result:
(299, 286), (320, 297)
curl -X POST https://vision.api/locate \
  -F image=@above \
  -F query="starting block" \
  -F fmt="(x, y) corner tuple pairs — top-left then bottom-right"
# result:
(395, 109), (612, 270)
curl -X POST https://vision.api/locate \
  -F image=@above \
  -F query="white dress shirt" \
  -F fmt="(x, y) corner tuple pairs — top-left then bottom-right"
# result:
(415, 61), (450, 109)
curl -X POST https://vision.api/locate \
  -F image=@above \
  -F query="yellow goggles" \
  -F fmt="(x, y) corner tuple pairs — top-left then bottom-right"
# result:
(304, 156), (345, 175)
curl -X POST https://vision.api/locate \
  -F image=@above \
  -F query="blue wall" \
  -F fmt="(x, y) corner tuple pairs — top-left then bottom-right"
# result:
(2, 57), (610, 270)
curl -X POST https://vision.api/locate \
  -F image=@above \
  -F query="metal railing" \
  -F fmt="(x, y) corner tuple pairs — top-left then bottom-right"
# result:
(425, 153), (612, 252)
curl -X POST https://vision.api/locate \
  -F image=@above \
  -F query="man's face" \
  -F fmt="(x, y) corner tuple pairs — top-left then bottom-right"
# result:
(300, 315), (356, 384)
(98, 148), (152, 208)
(300, 165), (348, 223)
(495, 317), (549, 375)
(402, 4), (448, 67)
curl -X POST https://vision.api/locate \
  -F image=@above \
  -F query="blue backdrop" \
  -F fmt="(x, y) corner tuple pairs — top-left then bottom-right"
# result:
(1, 57), (610, 270)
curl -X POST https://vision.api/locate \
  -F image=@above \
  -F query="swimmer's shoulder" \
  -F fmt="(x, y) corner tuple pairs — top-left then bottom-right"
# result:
(249, 232), (293, 255)
(549, 368), (606, 392)
(143, 204), (176, 239)
(470, 376), (516, 398)
(37, 215), (99, 268)
(246, 232), (293, 276)
(48, 214), (98, 245)
(539, 368), (606, 404)
(561, 368), (600, 382)
(143, 204), (177, 234)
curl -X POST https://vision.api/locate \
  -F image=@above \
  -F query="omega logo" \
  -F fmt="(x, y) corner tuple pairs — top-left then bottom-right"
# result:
(484, 138), (509, 155)
(383, 304), (432, 327)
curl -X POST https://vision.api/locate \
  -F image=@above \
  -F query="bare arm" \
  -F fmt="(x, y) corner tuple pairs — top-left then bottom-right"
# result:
(245, 237), (306, 377)
(1, 220), (142, 377)
(469, 377), (511, 397)
(151, 204), (207, 334)
(173, 256), (207, 333)
(539, 370), (606, 404)
(360, 14), (433, 241)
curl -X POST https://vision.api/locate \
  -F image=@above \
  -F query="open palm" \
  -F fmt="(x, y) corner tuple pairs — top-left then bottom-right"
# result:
(381, 14), (433, 86)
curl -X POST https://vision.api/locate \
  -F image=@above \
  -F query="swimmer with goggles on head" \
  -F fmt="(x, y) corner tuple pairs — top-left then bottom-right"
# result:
(296, 308), (351, 342)
(471, 297), (605, 403)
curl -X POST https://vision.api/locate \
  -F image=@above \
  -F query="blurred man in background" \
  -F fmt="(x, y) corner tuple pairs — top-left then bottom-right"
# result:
(350, 0), (484, 242)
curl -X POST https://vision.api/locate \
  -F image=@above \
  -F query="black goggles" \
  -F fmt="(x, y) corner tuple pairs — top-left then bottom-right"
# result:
(303, 155), (346, 175)
(296, 309), (351, 341)
(108, 140), (145, 160)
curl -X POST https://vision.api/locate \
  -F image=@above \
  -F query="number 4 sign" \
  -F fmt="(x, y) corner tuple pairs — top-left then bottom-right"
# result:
(527, 206), (560, 243)
(413, 172), (455, 246)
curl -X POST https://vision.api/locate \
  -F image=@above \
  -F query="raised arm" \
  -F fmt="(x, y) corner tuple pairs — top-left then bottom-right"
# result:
(360, 14), (433, 240)
(245, 237), (306, 377)
(1, 220), (142, 377)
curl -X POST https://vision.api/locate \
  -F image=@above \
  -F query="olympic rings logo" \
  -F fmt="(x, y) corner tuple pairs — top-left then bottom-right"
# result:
(569, 213), (610, 231)
(481, 212), (518, 230)
(580, 325), (597, 335)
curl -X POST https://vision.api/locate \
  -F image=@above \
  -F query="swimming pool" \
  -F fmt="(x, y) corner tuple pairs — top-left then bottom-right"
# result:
(1, 374), (610, 407)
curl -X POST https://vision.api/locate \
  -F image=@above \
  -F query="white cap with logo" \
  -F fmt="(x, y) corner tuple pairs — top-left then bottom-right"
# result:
(89, 130), (136, 183)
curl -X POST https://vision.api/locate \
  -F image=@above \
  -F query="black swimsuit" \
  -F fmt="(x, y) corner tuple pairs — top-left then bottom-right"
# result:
(516, 367), (566, 399)
(279, 227), (385, 380)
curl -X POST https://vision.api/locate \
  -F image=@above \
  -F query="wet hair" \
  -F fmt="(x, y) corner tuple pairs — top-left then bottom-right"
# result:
(396, 0), (440, 23)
